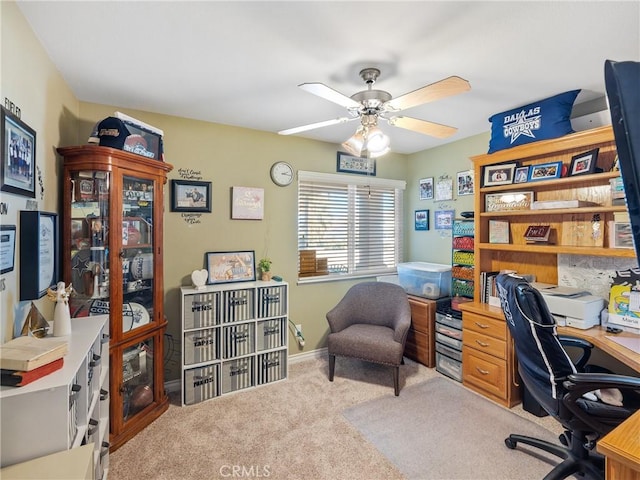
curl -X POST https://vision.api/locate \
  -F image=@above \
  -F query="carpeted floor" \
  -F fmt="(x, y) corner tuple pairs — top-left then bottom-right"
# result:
(343, 376), (561, 480)
(109, 355), (563, 480)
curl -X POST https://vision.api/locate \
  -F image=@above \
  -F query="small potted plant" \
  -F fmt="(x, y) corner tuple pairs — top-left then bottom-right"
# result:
(258, 258), (273, 281)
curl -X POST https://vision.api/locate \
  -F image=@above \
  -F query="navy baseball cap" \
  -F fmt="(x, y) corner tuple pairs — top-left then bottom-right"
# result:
(97, 117), (131, 149)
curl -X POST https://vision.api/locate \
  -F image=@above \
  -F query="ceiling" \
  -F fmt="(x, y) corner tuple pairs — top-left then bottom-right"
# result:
(17, 1), (640, 155)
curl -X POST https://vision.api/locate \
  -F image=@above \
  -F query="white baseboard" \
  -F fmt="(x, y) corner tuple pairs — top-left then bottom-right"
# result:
(164, 348), (328, 393)
(288, 347), (327, 364)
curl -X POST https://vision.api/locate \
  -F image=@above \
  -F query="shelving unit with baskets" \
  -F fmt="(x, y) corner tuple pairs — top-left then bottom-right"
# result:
(451, 219), (475, 300)
(180, 280), (288, 406)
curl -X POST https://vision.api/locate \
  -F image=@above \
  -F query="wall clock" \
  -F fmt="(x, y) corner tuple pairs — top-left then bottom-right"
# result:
(270, 161), (294, 186)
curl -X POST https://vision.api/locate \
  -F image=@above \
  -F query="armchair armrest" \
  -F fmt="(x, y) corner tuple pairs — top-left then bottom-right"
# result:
(558, 335), (593, 371)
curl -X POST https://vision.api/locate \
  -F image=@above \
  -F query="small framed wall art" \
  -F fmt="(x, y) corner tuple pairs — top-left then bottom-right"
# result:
(419, 177), (434, 200)
(20, 211), (58, 300)
(569, 148), (599, 176)
(415, 210), (429, 230)
(206, 250), (256, 284)
(336, 151), (376, 176)
(170, 179), (212, 213)
(1, 107), (37, 198)
(456, 170), (474, 196)
(231, 186), (264, 220)
(434, 209), (455, 229)
(0, 224), (16, 274)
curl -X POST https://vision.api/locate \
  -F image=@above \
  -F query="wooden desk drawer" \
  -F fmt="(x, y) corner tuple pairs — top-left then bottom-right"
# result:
(463, 312), (506, 340)
(462, 347), (506, 400)
(408, 297), (434, 334)
(405, 328), (434, 367)
(463, 330), (506, 359)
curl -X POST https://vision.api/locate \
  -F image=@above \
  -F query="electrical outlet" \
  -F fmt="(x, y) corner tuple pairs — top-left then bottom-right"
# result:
(295, 324), (303, 337)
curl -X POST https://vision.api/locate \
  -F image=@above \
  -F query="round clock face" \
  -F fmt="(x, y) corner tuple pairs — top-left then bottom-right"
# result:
(270, 161), (294, 186)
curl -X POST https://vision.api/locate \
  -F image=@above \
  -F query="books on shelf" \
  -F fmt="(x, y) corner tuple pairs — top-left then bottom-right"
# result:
(489, 220), (510, 243)
(1, 357), (64, 386)
(0, 336), (68, 371)
(531, 200), (599, 210)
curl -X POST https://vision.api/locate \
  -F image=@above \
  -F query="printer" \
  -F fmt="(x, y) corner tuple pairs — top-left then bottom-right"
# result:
(531, 283), (604, 329)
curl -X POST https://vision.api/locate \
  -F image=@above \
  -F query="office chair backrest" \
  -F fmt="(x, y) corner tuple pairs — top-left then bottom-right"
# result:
(496, 274), (577, 415)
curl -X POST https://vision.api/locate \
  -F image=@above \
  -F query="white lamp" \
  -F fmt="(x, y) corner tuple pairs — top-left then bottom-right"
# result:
(342, 124), (390, 158)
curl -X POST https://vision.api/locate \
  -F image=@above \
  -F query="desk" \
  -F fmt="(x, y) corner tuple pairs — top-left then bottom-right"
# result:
(559, 326), (640, 479)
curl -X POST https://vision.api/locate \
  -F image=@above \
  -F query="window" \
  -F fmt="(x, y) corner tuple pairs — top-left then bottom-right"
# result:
(297, 171), (405, 282)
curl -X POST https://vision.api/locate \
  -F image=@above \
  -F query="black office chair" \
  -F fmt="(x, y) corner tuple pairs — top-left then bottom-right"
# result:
(495, 273), (640, 480)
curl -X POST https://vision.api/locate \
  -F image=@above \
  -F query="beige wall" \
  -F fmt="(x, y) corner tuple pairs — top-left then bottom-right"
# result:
(77, 102), (412, 380)
(405, 133), (489, 265)
(3, 0), (486, 383)
(0, 1), (80, 342)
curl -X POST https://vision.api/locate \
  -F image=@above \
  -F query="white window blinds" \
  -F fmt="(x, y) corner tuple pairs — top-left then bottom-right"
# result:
(297, 171), (405, 281)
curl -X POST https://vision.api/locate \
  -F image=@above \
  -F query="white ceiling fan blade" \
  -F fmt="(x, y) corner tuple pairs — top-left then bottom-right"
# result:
(299, 83), (362, 109)
(278, 116), (356, 135)
(385, 76), (471, 111)
(387, 116), (458, 139)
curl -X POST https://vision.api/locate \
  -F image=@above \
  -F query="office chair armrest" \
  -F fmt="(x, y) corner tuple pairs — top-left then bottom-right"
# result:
(564, 372), (640, 393)
(558, 335), (593, 370)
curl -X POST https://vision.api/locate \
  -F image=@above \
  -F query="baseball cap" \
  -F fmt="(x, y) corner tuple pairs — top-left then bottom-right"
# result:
(96, 117), (131, 149)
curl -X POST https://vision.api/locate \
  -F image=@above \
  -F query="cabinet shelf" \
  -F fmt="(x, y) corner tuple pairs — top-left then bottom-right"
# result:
(478, 242), (635, 258)
(481, 205), (627, 217)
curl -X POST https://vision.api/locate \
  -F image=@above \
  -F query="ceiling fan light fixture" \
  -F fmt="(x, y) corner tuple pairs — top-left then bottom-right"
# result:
(364, 126), (390, 157)
(342, 128), (366, 157)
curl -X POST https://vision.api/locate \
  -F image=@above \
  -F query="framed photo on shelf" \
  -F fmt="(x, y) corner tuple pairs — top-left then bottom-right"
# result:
(1, 107), (36, 198)
(20, 211), (58, 300)
(611, 222), (634, 249)
(336, 151), (376, 176)
(434, 209), (455, 230)
(485, 191), (534, 212)
(528, 161), (563, 181)
(206, 250), (256, 284)
(414, 210), (429, 230)
(170, 179), (212, 213)
(456, 170), (474, 196)
(0, 224), (16, 274)
(419, 177), (434, 200)
(483, 163), (516, 187)
(489, 220), (510, 244)
(514, 166), (529, 184)
(569, 148), (599, 176)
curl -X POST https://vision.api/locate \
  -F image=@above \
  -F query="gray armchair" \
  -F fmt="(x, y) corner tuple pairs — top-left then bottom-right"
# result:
(326, 281), (412, 396)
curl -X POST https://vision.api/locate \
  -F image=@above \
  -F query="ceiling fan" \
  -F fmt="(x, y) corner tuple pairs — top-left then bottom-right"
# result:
(278, 68), (471, 157)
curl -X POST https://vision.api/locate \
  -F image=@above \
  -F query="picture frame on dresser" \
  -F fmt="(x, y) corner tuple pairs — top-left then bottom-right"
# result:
(1, 107), (37, 198)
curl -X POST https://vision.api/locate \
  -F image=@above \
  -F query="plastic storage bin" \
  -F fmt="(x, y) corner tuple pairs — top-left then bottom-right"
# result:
(397, 262), (451, 299)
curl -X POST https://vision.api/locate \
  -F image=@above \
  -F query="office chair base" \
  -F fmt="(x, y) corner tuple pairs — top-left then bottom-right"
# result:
(505, 433), (604, 480)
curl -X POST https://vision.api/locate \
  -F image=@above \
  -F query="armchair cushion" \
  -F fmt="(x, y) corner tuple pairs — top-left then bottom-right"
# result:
(327, 324), (405, 365)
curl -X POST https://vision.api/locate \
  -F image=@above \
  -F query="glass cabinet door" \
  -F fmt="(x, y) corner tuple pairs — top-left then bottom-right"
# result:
(69, 171), (111, 317)
(121, 337), (156, 422)
(121, 175), (155, 334)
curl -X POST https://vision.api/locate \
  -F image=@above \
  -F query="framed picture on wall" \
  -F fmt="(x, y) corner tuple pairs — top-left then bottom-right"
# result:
(170, 179), (212, 213)
(414, 210), (429, 230)
(1, 107), (36, 198)
(456, 170), (474, 196)
(419, 177), (434, 200)
(435, 210), (455, 229)
(20, 211), (59, 300)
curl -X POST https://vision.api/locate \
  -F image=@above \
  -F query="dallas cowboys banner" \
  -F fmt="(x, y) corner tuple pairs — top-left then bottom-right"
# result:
(488, 90), (580, 153)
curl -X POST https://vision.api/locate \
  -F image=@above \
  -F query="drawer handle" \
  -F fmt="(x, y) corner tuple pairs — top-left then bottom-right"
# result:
(475, 340), (490, 347)
(474, 322), (490, 329)
(476, 367), (490, 375)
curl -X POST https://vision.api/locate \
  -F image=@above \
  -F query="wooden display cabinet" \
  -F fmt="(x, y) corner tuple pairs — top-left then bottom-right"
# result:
(57, 145), (173, 451)
(461, 126), (628, 407)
